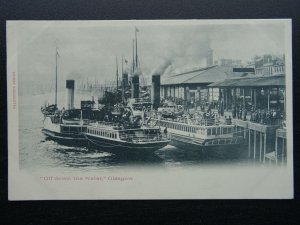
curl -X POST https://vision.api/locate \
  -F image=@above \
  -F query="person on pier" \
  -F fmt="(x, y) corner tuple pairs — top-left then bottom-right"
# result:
(231, 103), (236, 119)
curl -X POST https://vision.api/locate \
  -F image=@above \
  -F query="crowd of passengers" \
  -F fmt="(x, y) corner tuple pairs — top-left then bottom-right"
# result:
(159, 97), (285, 126)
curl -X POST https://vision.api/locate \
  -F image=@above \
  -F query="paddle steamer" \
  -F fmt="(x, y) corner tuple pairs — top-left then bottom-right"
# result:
(85, 121), (170, 152)
(149, 113), (244, 150)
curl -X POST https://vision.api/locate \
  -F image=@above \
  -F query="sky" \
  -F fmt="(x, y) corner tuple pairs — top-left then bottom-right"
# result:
(12, 20), (288, 95)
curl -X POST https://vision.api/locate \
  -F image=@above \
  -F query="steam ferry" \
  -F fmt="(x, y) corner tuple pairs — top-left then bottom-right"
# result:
(41, 46), (89, 146)
(42, 79), (93, 146)
(149, 115), (243, 150)
(42, 109), (88, 146)
(85, 122), (170, 153)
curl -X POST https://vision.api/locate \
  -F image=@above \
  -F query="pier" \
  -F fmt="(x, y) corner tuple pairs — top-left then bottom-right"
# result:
(233, 119), (283, 164)
(209, 74), (287, 165)
(157, 58), (287, 165)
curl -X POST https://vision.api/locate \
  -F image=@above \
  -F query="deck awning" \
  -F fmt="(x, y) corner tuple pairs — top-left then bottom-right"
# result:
(208, 74), (285, 88)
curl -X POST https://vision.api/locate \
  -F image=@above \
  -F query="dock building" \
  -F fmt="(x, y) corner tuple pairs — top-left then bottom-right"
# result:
(208, 72), (286, 165)
(158, 55), (287, 165)
(160, 65), (234, 104)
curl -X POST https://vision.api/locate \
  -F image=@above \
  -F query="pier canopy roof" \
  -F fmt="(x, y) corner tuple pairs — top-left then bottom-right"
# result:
(208, 74), (285, 88)
(161, 65), (232, 86)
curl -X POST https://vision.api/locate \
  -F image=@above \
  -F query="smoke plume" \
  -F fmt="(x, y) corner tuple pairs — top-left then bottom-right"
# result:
(151, 59), (173, 75)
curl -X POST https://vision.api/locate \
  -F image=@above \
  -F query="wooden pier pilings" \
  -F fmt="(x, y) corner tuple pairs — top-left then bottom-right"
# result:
(233, 119), (286, 164)
(273, 128), (287, 165)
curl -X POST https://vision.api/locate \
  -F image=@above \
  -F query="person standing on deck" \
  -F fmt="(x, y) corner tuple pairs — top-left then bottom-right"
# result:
(164, 127), (168, 137)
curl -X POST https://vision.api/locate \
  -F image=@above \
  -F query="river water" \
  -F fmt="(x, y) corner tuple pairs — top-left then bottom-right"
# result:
(19, 91), (249, 171)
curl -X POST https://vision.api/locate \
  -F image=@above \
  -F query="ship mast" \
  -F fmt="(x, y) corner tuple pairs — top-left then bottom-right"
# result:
(116, 57), (119, 91)
(121, 56), (124, 103)
(132, 39), (135, 73)
(121, 55), (124, 76)
(55, 43), (59, 107)
(135, 27), (139, 68)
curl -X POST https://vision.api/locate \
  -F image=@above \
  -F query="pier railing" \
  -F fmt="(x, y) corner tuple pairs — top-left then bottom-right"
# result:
(119, 133), (169, 143)
(95, 121), (143, 130)
(96, 121), (120, 127)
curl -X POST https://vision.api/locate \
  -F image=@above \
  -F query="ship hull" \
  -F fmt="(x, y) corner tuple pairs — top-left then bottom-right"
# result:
(42, 128), (87, 146)
(169, 133), (244, 151)
(85, 134), (169, 154)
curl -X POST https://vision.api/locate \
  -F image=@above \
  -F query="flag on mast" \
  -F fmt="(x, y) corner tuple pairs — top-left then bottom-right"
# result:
(56, 47), (60, 57)
(135, 27), (139, 32)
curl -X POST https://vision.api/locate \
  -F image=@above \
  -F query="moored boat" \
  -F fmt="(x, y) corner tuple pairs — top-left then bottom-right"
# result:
(42, 108), (88, 146)
(41, 45), (92, 146)
(149, 113), (244, 150)
(85, 121), (170, 153)
(42, 78), (93, 146)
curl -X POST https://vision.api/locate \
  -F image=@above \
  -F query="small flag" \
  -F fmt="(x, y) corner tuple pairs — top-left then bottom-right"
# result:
(125, 59), (128, 63)
(135, 27), (139, 32)
(56, 47), (60, 57)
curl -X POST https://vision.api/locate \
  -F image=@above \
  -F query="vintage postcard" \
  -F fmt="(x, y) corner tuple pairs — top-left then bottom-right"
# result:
(7, 20), (293, 200)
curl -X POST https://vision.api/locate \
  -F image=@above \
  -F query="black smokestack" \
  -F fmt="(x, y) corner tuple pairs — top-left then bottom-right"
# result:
(122, 72), (128, 102)
(122, 73), (128, 87)
(151, 75), (160, 109)
(66, 80), (75, 109)
(131, 75), (139, 98)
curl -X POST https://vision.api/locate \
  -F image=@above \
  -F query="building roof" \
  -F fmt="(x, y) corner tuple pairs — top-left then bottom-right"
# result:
(208, 74), (285, 87)
(161, 65), (232, 86)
